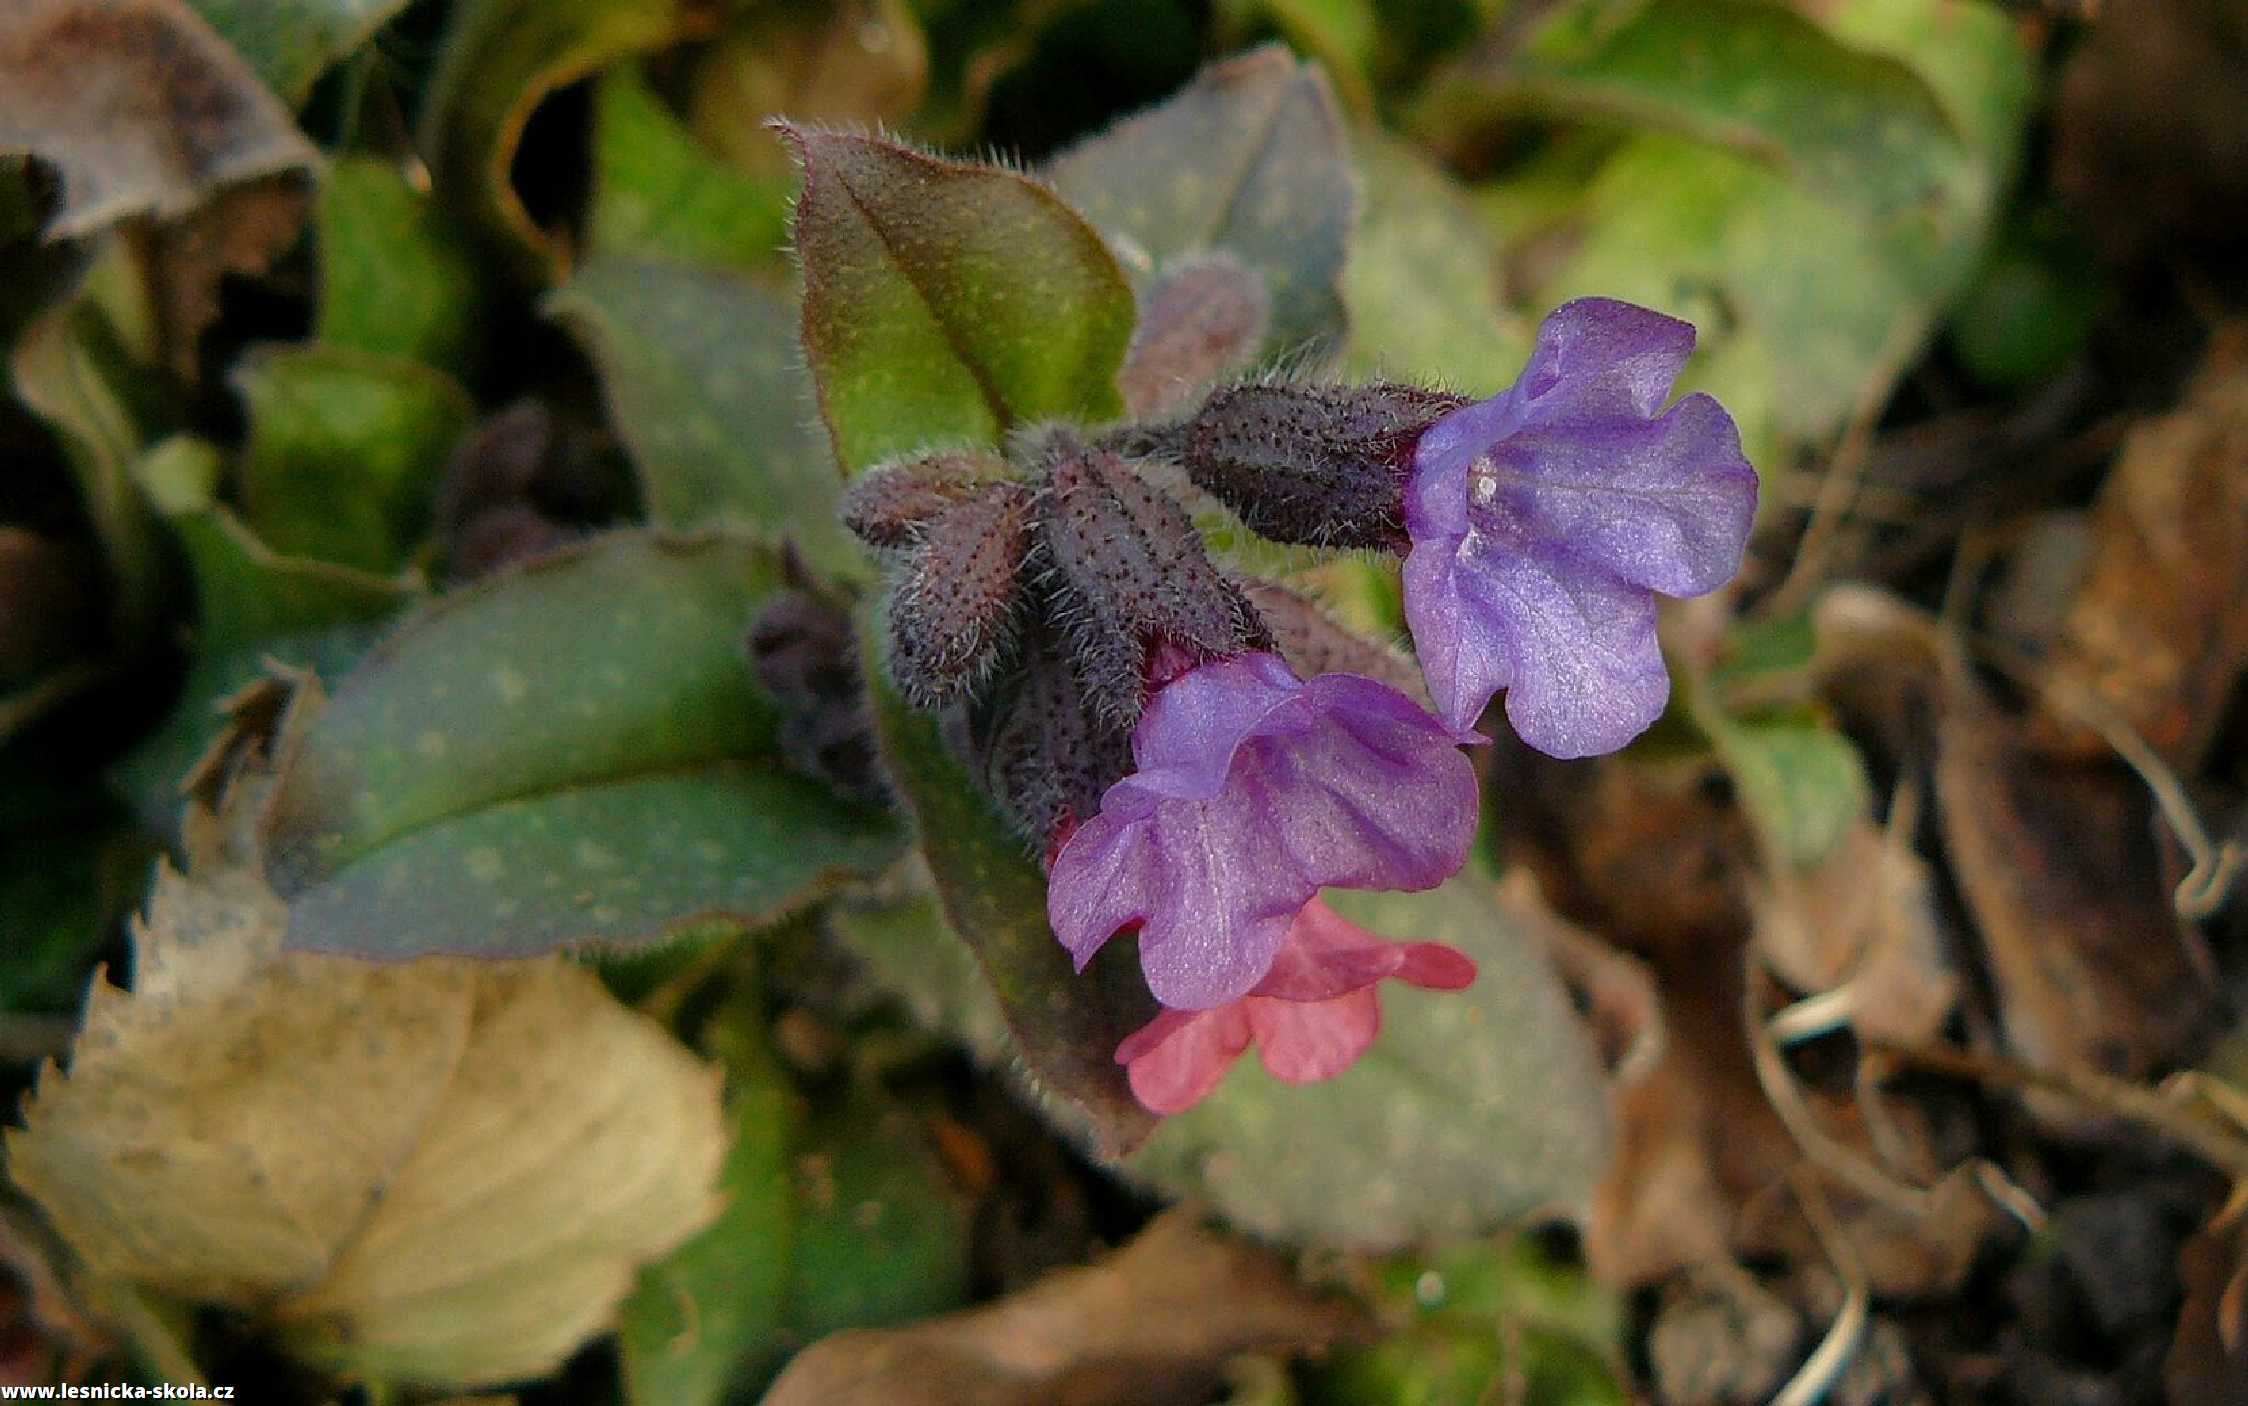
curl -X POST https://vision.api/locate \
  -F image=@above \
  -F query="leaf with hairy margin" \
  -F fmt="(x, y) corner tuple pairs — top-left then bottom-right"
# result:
(1048, 45), (1354, 363)
(783, 126), (1134, 476)
(260, 531), (902, 959)
(547, 257), (858, 576)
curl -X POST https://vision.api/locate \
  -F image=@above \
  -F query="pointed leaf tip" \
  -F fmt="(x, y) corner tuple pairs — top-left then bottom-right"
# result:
(786, 128), (1134, 475)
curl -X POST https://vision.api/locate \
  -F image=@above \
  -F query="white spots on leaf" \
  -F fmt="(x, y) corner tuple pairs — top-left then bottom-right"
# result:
(574, 839), (620, 870)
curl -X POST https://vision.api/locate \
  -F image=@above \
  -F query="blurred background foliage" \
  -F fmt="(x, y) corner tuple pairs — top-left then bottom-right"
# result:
(5, 0), (2247, 1401)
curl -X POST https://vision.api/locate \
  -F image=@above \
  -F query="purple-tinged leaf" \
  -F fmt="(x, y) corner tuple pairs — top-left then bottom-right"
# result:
(1048, 46), (1353, 361)
(782, 126), (1134, 475)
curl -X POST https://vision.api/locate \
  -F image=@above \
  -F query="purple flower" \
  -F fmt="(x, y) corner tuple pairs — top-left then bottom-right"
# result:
(1046, 651), (1479, 1011)
(1401, 298), (1758, 757)
(1114, 896), (1477, 1115)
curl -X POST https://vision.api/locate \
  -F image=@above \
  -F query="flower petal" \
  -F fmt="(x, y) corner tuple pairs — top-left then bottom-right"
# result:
(1119, 1005), (1253, 1115)
(1048, 654), (1479, 1008)
(1249, 896), (1405, 1002)
(1513, 297), (1698, 423)
(1394, 942), (1478, 991)
(1480, 392), (1756, 597)
(1247, 987), (1382, 1085)
(1443, 526), (1667, 757)
(1049, 798), (1306, 1008)
(1116, 651), (1313, 803)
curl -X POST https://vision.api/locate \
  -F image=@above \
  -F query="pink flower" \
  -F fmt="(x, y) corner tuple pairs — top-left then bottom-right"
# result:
(1113, 896), (1477, 1115)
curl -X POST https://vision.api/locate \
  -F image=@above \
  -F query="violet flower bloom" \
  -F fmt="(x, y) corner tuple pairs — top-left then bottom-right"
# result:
(1046, 651), (1478, 1011)
(1401, 298), (1758, 757)
(1114, 896), (1477, 1115)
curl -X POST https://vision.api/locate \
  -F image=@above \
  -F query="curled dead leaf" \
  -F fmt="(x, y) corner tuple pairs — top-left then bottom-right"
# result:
(1935, 675), (2217, 1122)
(2033, 328), (2248, 772)
(0, 0), (317, 238)
(4, 699), (725, 1388)
(2167, 1182), (2248, 1406)
(760, 1212), (1367, 1406)
(1750, 818), (1959, 1049)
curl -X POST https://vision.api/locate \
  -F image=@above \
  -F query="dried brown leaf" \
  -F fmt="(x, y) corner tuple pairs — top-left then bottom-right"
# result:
(1936, 678), (2217, 1122)
(760, 1212), (1367, 1406)
(2167, 1182), (2248, 1406)
(2034, 330), (2248, 771)
(136, 173), (310, 380)
(4, 716), (726, 1388)
(1750, 819), (1959, 1048)
(0, 0), (317, 238)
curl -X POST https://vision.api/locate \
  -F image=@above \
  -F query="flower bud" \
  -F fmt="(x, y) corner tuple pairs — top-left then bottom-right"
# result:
(1032, 431), (1272, 722)
(840, 452), (1007, 549)
(966, 618), (1135, 849)
(887, 481), (1033, 706)
(1116, 253), (1270, 419)
(1167, 382), (1467, 550)
(748, 590), (888, 805)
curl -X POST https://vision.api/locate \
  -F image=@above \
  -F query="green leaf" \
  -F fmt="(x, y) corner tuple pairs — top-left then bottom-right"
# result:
(1447, 0), (2032, 444)
(1343, 133), (1531, 393)
(1123, 881), (1612, 1249)
(1459, 0), (1965, 215)
(783, 1093), (973, 1340)
(232, 345), (472, 573)
(619, 989), (801, 1406)
(138, 435), (413, 657)
(783, 126), (1134, 475)
(1706, 610), (1815, 695)
(618, 984), (971, 1406)
(187, 0), (414, 105)
(547, 257), (858, 576)
(1049, 45), (1355, 362)
(112, 435), (413, 830)
(835, 871), (1611, 1247)
(281, 768), (901, 961)
(226, 347), (468, 574)
(862, 613), (1160, 1156)
(261, 531), (904, 958)
(315, 158), (486, 372)
(828, 895), (1013, 1061)
(588, 68), (793, 271)
(1703, 712), (1870, 870)
(417, 0), (684, 279)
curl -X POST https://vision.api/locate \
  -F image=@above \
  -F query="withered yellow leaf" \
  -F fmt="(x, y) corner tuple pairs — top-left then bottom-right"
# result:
(6, 755), (726, 1389)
